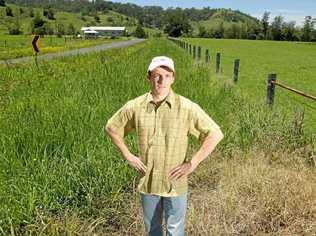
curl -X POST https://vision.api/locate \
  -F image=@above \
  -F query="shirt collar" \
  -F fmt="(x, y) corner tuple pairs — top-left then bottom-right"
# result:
(142, 88), (175, 109)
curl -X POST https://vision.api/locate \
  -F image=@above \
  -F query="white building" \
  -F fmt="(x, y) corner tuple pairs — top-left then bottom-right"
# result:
(81, 26), (126, 38)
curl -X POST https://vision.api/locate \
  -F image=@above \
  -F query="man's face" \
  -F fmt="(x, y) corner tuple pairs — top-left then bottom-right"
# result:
(148, 66), (174, 95)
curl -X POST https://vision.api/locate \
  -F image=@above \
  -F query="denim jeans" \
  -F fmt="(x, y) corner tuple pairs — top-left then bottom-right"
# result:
(140, 192), (187, 236)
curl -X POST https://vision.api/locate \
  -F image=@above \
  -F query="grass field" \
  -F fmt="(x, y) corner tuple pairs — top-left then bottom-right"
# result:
(182, 38), (316, 134)
(0, 38), (315, 234)
(0, 35), (131, 60)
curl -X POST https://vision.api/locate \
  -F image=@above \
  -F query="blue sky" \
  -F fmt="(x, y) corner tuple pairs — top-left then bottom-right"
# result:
(110, 0), (316, 26)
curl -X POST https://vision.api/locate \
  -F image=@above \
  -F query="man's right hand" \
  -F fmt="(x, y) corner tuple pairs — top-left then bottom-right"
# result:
(125, 154), (147, 175)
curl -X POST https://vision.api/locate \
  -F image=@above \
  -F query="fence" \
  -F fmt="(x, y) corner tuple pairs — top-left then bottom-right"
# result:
(168, 37), (316, 107)
(168, 37), (241, 82)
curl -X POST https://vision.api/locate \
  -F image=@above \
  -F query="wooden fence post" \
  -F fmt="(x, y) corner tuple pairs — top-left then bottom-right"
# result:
(233, 59), (240, 82)
(193, 46), (196, 59)
(216, 53), (221, 73)
(189, 44), (192, 55)
(197, 46), (201, 60)
(205, 49), (210, 63)
(267, 74), (277, 105)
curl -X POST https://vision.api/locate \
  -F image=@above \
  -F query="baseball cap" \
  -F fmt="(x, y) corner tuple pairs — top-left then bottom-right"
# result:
(147, 56), (175, 73)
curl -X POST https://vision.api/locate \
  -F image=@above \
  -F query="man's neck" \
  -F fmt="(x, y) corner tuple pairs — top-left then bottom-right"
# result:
(151, 89), (170, 103)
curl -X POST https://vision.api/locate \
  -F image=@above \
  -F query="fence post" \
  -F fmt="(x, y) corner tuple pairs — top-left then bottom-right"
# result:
(267, 74), (277, 106)
(4, 40), (7, 47)
(34, 52), (38, 67)
(233, 59), (240, 82)
(189, 44), (192, 55)
(216, 53), (221, 73)
(205, 49), (210, 63)
(193, 46), (196, 59)
(197, 46), (201, 60)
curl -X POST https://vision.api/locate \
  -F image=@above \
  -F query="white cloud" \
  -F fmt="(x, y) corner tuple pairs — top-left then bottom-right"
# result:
(251, 9), (314, 26)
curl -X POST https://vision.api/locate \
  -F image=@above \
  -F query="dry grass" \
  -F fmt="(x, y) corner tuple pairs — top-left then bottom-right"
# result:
(28, 148), (316, 235)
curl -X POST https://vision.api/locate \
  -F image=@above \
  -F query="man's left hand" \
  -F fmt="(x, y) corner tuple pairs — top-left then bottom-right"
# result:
(168, 160), (198, 181)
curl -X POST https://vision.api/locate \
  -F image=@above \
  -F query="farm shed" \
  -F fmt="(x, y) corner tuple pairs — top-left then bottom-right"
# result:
(81, 26), (126, 38)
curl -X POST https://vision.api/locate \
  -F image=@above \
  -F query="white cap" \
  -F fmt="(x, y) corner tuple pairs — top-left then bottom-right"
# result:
(147, 56), (175, 73)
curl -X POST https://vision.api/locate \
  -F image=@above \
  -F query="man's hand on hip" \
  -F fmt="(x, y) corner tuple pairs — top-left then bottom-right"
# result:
(126, 154), (147, 175)
(168, 160), (198, 181)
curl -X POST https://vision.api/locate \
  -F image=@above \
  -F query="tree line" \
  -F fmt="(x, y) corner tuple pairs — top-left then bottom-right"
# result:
(2, 0), (316, 41)
(203, 12), (315, 42)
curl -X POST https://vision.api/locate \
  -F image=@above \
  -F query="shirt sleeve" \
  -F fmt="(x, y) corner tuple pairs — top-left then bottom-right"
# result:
(188, 103), (221, 142)
(105, 101), (135, 138)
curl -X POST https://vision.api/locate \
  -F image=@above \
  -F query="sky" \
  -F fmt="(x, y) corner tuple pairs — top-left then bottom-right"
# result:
(110, 0), (316, 26)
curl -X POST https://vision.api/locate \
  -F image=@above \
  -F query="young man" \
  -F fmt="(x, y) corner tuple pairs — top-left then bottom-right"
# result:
(105, 56), (224, 236)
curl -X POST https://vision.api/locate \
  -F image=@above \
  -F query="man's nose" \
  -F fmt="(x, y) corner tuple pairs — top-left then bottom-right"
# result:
(157, 76), (166, 83)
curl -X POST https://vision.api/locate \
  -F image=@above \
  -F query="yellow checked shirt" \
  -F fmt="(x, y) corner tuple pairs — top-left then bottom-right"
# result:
(105, 88), (221, 197)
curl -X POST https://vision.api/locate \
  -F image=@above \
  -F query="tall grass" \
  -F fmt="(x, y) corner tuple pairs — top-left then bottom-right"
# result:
(0, 38), (315, 234)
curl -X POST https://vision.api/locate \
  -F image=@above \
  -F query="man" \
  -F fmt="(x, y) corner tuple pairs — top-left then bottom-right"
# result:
(105, 56), (224, 236)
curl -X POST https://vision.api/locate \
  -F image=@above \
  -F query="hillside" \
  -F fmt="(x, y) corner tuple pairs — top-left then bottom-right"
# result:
(1, 1), (261, 38)
(0, 3), (138, 35)
(190, 8), (260, 37)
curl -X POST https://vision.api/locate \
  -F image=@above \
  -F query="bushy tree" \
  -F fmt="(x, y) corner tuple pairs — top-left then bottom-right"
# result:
(8, 19), (22, 35)
(134, 24), (146, 38)
(301, 16), (314, 42)
(94, 14), (101, 23)
(0, 0), (5, 7)
(271, 15), (284, 40)
(43, 8), (55, 20)
(282, 21), (297, 41)
(261, 11), (270, 39)
(212, 21), (224, 38)
(198, 25), (208, 38)
(67, 23), (76, 35)
(163, 8), (191, 37)
(29, 8), (34, 17)
(56, 22), (65, 36)
(6, 6), (13, 17)
(30, 14), (46, 34)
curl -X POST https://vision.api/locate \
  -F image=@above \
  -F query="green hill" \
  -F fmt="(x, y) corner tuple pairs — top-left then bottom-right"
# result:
(190, 8), (260, 37)
(0, 3), (138, 35)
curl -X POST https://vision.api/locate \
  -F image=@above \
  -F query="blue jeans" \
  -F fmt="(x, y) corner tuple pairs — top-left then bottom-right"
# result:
(140, 192), (187, 236)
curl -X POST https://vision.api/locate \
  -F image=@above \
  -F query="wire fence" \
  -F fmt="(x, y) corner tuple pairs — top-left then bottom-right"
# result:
(168, 37), (316, 107)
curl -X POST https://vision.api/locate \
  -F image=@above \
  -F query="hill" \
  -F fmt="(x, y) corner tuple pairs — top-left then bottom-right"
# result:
(0, 3), (138, 35)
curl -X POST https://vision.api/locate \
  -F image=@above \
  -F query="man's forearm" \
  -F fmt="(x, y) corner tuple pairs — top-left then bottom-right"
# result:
(105, 127), (131, 159)
(190, 129), (224, 167)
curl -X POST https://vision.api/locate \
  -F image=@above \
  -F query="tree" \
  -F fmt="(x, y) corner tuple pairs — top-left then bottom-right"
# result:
(30, 14), (46, 35)
(212, 21), (224, 38)
(163, 8), (191, 37)
(56, 22), (65, 36)
(6, 6), (13, 17)
(261, 11), (270, 39)
(271, 15), (284, 40)
(0, 0), (5, 7)
(134, 24), (146, 38)
(198, 25), (208, 38)
(301, 16), (313, 42)
(8, 17), (22, 35)
(94, 14), (100, 23)
(67, 23), (76, 35)
(43, 8), (55, 20)
(29, 8), (34, 17)
(282, 21), (296, 41)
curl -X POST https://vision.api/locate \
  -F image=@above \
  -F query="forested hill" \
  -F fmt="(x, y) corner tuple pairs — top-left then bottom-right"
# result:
(4, 0), (259, 32)
(2, 0), (316, 41)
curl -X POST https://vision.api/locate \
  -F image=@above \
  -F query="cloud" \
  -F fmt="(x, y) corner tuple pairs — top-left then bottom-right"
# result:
(250, 9), (313, 26)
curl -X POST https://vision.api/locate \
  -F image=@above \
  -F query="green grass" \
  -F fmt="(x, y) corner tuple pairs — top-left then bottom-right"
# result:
(181, 38), (316, 134)
(0, 38), (315, 234)
(0, 34), (131, 60)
